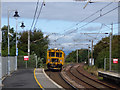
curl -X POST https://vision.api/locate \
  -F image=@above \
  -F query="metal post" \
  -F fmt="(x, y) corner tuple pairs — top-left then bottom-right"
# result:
(7, 10), (10, 75)
(91, 40), (93, 66)
(104, 58), (106, 71)
(0, 0), (2, 86)
(27, 30), (30, 69)
(36, 55), (37, 68)
(15, 18), (18, 71)
(88, 45), (89, 65)
(109, 23), (113, 71)
(76, 49), (78, 63)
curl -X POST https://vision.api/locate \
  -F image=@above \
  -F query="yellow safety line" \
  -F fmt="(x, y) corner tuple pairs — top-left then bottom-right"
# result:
(34, 68), (43, 88)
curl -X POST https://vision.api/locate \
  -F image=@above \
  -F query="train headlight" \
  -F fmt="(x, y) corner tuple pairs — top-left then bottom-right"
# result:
(60, 60), (62, 62)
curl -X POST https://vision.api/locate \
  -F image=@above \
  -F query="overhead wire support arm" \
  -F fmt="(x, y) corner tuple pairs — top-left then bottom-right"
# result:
(79, 33), (109, 34)
(55, 3), (114, 41)
(62, 2), (113, 34)
(76, 6), (119, 31)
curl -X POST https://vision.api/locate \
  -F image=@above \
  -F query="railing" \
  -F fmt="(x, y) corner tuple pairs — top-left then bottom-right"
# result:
(104, 58), (120, 73)
(17, 55), (38, 69)
(0, 55), (38, 79)
(2, 56), (16, 77)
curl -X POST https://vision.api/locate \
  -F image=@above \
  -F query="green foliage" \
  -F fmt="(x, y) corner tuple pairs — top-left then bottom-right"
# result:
(66, 49), (88, 63)
(18, 29), (49, 63)
(2, 25), (16, 56)
(94, 35), (120, 69)
(2, 25), (49, 67)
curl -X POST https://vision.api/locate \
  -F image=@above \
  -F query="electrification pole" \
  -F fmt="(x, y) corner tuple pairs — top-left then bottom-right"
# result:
(76, 49), (78, 63)
(109, 23), (113, 71)
(88, 45), (89, 65)
(27, 30), (30, 69)
(91, 40), (93, 66)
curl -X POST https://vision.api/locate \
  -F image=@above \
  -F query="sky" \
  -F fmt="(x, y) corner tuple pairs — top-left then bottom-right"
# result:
(1, 1), (119, 52)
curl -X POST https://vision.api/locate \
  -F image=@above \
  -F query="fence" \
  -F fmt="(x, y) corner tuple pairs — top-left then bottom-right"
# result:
(17, 55), (38, 69)
(104, 58), (120, 73)
(0, 55), (38, 78)
(2, 56), (16, 78)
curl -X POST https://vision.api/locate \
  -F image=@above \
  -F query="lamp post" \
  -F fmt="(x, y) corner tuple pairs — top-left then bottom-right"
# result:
(7, 9), (10, 75)
(0, 0), (2, 86)
(14, 22), (25, 70)
(13, 10), (20, 71)
(7, 10), (18, 75)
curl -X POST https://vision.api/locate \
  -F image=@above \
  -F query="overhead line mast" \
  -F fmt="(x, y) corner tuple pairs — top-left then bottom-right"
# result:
(61, 2), (113, 35)
(55, 5), (118, 41)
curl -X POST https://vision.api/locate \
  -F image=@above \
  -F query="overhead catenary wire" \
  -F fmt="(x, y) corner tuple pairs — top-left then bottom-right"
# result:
(52, 2), (114, 41)
(50, 5), (118, 50)
(33, 2), (114, 43)
(62, 2), (113, 34)
(32, 1), (45, 31)
(30, 0), (39, 31)
(30, 2), (116, 50)
(55, 5), (119, 42)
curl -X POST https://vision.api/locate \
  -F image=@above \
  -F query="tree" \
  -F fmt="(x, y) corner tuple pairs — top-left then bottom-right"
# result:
(94, 35), (120, 68)
(18, 29), (49, 63)
(66, 49), (88, 63)
(2, 25), (16, 56)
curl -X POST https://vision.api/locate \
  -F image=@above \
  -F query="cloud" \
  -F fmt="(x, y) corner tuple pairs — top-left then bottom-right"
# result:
(2, 0), (120, 2)
(48, 31), (108, 51)
(2, 2), (118, 24)
(1, 2), (117, 52)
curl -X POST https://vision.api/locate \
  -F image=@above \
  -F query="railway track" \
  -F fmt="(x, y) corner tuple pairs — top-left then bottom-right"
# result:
(76, 65), (117, 89)
(65, 64), (117, 89)
(45, 69), (76, 90)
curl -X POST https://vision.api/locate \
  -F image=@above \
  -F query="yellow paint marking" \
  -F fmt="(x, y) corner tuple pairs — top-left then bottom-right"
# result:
(34, 68), (43, 88)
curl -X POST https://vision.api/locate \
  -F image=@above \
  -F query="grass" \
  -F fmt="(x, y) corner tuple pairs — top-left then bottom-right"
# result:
(84, 64), (104, 80)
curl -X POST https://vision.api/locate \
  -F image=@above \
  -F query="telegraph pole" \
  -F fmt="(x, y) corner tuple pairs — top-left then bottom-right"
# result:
(0, 0), (2, 86)
(109, 23), (113, 71)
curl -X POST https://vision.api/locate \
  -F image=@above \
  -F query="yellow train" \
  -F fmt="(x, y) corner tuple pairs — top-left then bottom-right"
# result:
(46, 48), (65, 71)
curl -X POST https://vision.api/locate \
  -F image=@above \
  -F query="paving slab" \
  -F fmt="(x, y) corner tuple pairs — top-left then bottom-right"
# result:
(98, 71), (120, 78)
(2, 69), (39, 89)
(35, 68), (62, 89)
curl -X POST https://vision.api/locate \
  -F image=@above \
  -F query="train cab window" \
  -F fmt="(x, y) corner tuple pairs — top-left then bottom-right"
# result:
(49, 52), (51, 57)
(56, 52), (59, 57)
(50, 52), (55, 57)
(60, 53), (62, 57)
(52, 59), (58, 62)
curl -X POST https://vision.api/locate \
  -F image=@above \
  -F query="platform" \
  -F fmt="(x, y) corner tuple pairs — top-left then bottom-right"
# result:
(98, 71), (120, 83)
(35, 68), (63, 89)
(2, 68), (63, 90)
(2, 69), (39, 89)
